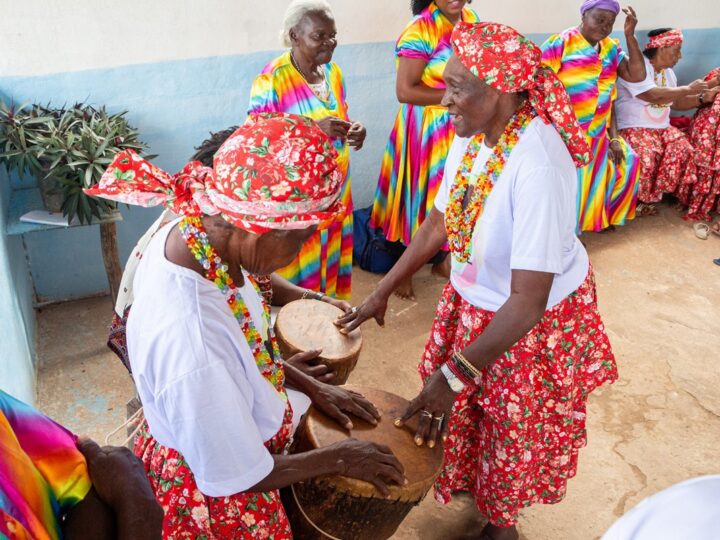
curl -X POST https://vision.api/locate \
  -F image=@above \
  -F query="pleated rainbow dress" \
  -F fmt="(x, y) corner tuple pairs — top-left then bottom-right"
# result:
(249, 52), (353, 299)
(541, 27), (640, 232)
(370, 3), (479, 246)
(0, 390), (91, 540)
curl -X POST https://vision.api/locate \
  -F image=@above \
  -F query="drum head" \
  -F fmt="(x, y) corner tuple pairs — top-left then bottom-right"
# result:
(303, 385), (444, 502)
(275, 300), (362, 363)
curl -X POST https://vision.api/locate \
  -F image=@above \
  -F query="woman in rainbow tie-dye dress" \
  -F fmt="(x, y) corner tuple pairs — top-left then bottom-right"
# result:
(370, 0), (479, 299)
(248, 0), (365, 300)
(541, 1), (646, 232)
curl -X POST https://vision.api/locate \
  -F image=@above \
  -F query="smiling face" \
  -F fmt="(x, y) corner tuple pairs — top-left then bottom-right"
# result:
(441, 55), (501, 138)
(434, 0), (468, 20)
(580, 8), (617, 44)
(289, 11), (338, 67)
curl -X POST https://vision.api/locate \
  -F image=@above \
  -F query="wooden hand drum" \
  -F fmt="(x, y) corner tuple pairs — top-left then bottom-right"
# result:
(274, 299), (361, 385)
(282, 385), (444, 540)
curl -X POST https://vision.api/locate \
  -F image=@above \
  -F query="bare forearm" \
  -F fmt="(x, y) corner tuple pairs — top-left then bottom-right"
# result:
(248, 448), (341, 492)
(376, 209), (447, 298)
(639, 86), (695, 105)
(461, 292), (547, 371)
(270, 274), (311, 306)
(672, 94), (702, 111)
(609, 105), (619, 138)
(622, 35), (646, 82)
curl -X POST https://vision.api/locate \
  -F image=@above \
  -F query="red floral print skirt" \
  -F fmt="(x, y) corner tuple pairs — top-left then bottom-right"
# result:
(133, 404), (294, 539)
(418, 268), (617, 526)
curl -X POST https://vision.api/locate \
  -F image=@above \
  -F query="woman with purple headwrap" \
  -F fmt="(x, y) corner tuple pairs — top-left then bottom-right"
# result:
(541, 1), (646, 232)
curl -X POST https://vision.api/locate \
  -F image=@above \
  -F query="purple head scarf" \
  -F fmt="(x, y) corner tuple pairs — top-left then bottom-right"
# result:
(580, 0), (620, 14)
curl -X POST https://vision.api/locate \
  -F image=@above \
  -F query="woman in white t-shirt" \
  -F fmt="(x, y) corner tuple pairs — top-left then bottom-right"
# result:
(339, 22), (617, 540)
(617, 28), (718, 216)
(85, 113), (404, 539)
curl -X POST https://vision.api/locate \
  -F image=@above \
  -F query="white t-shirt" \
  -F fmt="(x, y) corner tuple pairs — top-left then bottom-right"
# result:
(602, 476), (720, 539)
(435, 118), (589, 312)
(616, 57), (677, 130)
(127, 219), (291, 497)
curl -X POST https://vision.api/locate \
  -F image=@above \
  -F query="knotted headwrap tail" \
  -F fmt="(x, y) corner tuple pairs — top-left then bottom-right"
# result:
(580, 0), (620, 15)
(84, 113), (344, 233)
(644, 29), (684, 51)
(451, 22), (592, 167)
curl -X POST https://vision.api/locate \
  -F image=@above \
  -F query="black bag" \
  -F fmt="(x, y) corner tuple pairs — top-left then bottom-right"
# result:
(352, 207), (402, 274)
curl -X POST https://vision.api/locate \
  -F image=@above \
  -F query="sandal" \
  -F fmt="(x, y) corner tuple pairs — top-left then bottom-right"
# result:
(712, 222), (720, 238)
(636, 203), (658, 217)
(694, 222), (710, 240)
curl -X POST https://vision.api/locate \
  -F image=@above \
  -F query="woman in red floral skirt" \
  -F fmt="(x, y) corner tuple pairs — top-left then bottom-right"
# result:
(340, 21), (617, 540)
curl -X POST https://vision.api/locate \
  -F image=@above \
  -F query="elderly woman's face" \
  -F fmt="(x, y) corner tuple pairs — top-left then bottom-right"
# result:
(441, 56), (500, 138)
(581, 8), (617, 43)
(656, 44), (682, 68)
(290, 11), (337, 66)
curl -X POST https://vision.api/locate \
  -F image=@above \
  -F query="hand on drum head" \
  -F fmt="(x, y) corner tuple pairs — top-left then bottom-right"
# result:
(310, 384), (381, 430)
(285, 349), (335, 383)
(331, 439), (406, 497)
(395, 371), (455, 449)
(335, 289), (389, 334)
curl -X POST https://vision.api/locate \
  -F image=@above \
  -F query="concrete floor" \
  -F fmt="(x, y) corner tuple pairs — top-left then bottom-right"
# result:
(36, 204), (720, 539)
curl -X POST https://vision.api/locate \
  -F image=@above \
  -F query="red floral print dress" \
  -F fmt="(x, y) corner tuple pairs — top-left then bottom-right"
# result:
(134, 402), (294, 539)
(418, 268), (617, 526)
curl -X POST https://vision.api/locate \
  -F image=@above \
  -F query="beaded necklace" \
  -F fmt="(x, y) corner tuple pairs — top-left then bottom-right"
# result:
(178, 216), (286, 394)
(445, 101), (536, 262)
(651, 67), (671, 110)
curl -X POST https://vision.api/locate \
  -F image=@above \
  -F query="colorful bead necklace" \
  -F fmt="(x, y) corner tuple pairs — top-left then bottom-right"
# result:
(445, 101), (536, 263)
(178, 216), (286, 394)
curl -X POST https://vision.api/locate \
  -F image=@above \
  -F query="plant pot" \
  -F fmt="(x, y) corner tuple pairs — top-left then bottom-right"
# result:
(37, 174), (64, 213)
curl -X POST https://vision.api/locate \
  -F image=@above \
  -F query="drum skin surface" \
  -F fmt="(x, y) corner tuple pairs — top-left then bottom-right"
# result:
(283, 385), (444, 539)
(275, 300), (362, 384)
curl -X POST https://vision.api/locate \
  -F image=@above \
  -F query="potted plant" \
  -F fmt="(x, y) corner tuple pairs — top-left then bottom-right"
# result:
(0, 101), (154, 302)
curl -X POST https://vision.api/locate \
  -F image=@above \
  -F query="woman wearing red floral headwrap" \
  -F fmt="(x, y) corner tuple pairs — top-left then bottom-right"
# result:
(616, 28), (715, 217)
(85, 113), (404, 539)
(339, 23), (617, 539)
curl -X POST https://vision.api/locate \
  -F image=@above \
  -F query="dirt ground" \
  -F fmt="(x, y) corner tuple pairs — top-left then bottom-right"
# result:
(36, 204), (720, 539)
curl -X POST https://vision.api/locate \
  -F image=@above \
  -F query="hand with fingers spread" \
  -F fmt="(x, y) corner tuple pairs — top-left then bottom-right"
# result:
(395, 371), (456, 449)
(285, 349), (335, 383)
(329, 439), (406, 497)
(309, 384), (381, 430)
(335, 289), (389, 334)
(622, 6), (638, 37)
(315, 116), (352, 140)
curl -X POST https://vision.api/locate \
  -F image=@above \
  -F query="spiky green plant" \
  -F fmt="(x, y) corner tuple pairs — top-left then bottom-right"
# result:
(0, 101), (152, 224)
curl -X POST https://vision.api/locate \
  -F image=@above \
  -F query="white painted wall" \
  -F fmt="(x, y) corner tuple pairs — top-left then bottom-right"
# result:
(2, 0), (718, 76)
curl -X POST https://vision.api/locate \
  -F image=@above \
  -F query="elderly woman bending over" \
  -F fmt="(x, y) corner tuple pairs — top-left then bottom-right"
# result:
(248, 0), (366, 300)
(86, 114), (403, 539)
(340, 22), (617, 540)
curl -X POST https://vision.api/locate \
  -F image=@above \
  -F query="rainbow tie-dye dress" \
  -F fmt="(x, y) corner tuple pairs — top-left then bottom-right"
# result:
(248, 52), (353, 299)
(541, 27), (640, 232)
(0, 390), (90, 540)
(370, 3), (479, 246)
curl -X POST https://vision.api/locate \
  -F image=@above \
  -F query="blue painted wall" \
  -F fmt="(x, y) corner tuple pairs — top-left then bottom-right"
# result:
(1, 28), (718, 302)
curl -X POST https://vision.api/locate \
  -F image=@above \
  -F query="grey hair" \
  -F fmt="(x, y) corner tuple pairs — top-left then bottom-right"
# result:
(280, 0), (334, 48)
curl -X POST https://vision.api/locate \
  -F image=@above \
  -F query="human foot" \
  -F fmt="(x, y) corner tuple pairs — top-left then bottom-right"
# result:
(479, 522), (519, 540)
(394, 277), (416, 301)
(431, 256), (451, 279)
(712, 221), (720, 237)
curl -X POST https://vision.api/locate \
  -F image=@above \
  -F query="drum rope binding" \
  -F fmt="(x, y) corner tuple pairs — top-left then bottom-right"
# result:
(290, 483), (345, 540)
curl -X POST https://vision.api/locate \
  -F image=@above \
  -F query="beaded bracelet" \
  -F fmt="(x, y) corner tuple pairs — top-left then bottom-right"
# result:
(445, 357), (475, 387)
(454, 351), (481, 378)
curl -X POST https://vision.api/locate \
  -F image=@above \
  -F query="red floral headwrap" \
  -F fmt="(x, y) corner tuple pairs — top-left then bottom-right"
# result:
(84, 113), (344, 233)
(451, 22), (592, 167)
(644, 29), (684, 51)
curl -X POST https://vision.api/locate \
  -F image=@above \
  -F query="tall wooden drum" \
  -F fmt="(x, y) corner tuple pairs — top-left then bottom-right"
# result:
(282, 385), (444, 540)
(274, 300), (361, 385)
